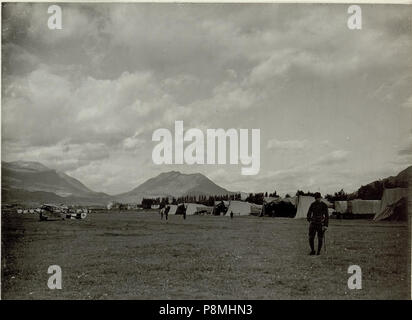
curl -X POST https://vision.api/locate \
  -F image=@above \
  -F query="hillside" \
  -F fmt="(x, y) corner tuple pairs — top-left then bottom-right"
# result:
(1, 161), (113, 205)
(352, 166), (411, 200)
(116, 171), (232, 203)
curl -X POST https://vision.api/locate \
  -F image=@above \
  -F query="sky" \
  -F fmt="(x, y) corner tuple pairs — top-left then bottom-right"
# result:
(2, 3), (412, 196)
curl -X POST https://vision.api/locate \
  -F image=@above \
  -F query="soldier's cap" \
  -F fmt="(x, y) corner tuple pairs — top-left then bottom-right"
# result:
(314, 192), (321, 199)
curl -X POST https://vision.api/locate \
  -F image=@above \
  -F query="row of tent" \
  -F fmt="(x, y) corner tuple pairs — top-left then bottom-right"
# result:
(293, 188), (409, 221)
(246, 187), (409, 221)
(333, 188), (409, 221)
(161, 201), (262, 217)
(163, 203), (214, 215)
(155, 187), (409, 221)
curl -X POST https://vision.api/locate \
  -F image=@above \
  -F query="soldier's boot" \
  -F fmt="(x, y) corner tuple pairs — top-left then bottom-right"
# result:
(317, 237), (323, 255)
(309, 237), (315, 255)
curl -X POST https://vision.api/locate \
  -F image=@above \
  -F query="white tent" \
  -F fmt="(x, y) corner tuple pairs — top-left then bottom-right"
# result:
(334, 201), (348, 213)
(294, 196), (331, 219)
(380, 188), (408, 211)
(349, 200), (381, 215)
(195, 206), (214, 215)
(184, 203), (213, 215)
(166, 205), (178, 215)
(294, 196), (315, 219)
(226, 201), (262, 216)
(374, 188), (409, 221)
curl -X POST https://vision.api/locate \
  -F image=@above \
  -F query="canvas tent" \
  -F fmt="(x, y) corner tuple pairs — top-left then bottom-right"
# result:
(349, 200), (381, 215)
(379, 188), (408, 212)
(374, 188), (409, 221)
(196, 206), (214, 215)
(213, 200), (229, 215)
(185, 203), (200, 215)
(294, 196), (315, 219)
(214, 200), (230, 207)
(334, 201), (348, 214)
(167, 205), (178, 215)
(226, 201), (262, 216)
(374, 198), (407, 221)
(184, 203), (213, 215)
(261, 196), (297, 217)
(294, 196), (331, 219)
(264, 196), (297, 206)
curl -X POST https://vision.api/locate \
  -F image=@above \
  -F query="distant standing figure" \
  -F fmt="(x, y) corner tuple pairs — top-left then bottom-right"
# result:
(183, 207), (186, 220)
(160, 208), (164, 220)
(165, 205), (170, 221)
(230, 210), (233, 219)
(307, 192), (329, 255)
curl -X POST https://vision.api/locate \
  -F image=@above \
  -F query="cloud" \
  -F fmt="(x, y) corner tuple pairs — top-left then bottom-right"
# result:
(2, 3), (411, 194)
(398, 147), (412, 156)
(122, 131), (144, 151)
(3, 141), (110, 172)
(402, 96), (412, 109)
(313, 150), (350, 167)
(267, 139), (308, 150)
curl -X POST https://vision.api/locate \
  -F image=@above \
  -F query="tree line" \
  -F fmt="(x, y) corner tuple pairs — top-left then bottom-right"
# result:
(140, 178), (399, 209)
(141, 194), (243, 209)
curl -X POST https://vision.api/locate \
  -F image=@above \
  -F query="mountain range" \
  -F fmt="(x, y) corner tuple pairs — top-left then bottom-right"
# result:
(1, 160), (410, 206)
(1, 161), (232, 205)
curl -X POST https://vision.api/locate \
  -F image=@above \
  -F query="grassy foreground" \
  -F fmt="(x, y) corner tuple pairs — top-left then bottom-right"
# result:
(1, 211), (410, 299)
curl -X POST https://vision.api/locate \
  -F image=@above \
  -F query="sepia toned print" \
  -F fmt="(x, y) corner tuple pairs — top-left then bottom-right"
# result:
(1, 2), (411, 300)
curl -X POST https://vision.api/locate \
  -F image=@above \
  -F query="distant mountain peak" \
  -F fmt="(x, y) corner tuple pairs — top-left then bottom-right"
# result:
(2, 160), (112, 205)
(116, 170), (232, 203)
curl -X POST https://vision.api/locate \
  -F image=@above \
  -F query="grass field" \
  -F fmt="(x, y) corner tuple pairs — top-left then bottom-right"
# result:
(1, 211), (410, 299)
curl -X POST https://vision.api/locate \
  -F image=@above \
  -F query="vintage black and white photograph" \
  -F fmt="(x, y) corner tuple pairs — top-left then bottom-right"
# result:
(1, 1), (411, 300)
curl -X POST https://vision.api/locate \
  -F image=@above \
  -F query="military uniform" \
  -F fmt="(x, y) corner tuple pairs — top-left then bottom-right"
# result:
(307, 200), (329, 255)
